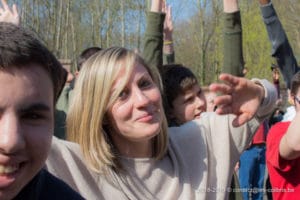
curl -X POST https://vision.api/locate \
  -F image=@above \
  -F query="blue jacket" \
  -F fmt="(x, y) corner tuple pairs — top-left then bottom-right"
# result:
(260, 2), (300, 89)
(14, 169), (84, 200)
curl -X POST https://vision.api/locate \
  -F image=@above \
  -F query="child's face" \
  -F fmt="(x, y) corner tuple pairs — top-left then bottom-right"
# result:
(171, 84), (207, 125)
(0, 65), (54, 199)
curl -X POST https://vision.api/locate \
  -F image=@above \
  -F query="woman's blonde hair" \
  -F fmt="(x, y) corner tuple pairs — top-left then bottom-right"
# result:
(67, 47), (168, 173)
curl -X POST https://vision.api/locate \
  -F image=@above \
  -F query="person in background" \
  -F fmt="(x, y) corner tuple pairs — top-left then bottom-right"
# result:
(239, 120), (269, 200)
(56, 46), (103, 114)
(55, 59), (74, 139)
(282, 90), (296, 122)
(161, 63), (242, 200)
(76, 47), (103, 77)
(147, 2), (239, 198)
(268, 108), (284, 127)
(271, 64), (281, 99)
(160, 64), (206, 126)
(266, 71), (300, 199)
(258, 2), (300, 198)
(55, 46), (102, 139)
(258, 0), (300, 89)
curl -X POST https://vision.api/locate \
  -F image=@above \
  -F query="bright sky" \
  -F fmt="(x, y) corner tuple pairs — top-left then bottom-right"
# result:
(169, 0), (198, 21)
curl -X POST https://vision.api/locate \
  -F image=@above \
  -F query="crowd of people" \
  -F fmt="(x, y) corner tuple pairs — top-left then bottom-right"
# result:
(0, 0), (299, 199)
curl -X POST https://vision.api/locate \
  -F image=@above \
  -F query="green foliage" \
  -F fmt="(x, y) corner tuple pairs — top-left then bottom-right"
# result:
(174, 0), (299, 86)
(13, 0), (299, 85)
(15, 0), (146, 71)
(240, 1), (274, 81)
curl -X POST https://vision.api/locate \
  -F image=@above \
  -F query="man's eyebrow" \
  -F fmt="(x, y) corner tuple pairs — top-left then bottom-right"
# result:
(19, 103), (51, 113)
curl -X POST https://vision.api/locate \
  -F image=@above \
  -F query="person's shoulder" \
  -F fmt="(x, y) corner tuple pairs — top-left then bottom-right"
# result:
(170, 112), (231, 129)
(168, 117), (203, 145)
(47, 136), (84, 170)
(51, 136), (81, 152)
(168, 112), (227, 141)
(267, 121), (291, 145)
(268, 121), (291, 137)
(39, 170), (85, 200)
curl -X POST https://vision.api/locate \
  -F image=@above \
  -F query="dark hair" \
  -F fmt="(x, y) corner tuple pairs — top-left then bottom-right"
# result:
(269, 108), (284, 127)
(161, 64), (198, 124)
(0, 22), (66, 103)
(291, 71), (300, 95)
(270, 63), (279, 71)
(77, 47), (102, 71)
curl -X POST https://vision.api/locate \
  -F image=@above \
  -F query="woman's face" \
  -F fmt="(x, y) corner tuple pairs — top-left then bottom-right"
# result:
(107, 62), (162, 156)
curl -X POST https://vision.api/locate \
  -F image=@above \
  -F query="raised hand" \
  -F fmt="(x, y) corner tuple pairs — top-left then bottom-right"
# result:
(223, 0), (239, 13)
(209, 73), (265, 127)
(150, 0), (164, 13)
(163, 3), (173, 39)
(0, 0), (19, 25)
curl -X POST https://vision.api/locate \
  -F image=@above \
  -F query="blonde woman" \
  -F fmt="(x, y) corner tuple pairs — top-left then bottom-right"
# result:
(46, 47), (277, 199)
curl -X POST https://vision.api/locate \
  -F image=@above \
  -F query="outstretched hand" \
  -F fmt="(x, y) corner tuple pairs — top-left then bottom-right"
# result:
(0, 0), (19, 25)
(209, 73), (264, 127)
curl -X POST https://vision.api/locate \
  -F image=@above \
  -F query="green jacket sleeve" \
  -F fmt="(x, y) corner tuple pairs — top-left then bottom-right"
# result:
(163, 52), (175, 65)
(143, 11), (165, 71)
(222, 11), (245, 77)
(54, 85), (73, 139)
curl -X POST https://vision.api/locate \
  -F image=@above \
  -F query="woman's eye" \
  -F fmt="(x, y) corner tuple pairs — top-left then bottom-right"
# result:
(139, 79), (152, 88)
(118, 90), (129, 100)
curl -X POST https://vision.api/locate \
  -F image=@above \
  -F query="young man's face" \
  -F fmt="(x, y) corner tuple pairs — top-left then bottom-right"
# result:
(0, 65), (54, 200)
(171, 84), (207, 125)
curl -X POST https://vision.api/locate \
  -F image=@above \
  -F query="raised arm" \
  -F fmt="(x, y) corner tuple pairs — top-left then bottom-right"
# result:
(258, 0), (299, 88)
(0, 0), (19, 25)
(222, 0), (245, 77)
(223, 0), (239, 13)
(280, 111), (300, 160)
(163, 3), (175, 64)
(279, 71), (300, 159)
(142, 0), (165, 71)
